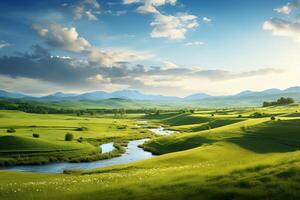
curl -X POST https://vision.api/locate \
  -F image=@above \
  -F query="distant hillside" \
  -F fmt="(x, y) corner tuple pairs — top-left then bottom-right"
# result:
(0, 87), (300, 108)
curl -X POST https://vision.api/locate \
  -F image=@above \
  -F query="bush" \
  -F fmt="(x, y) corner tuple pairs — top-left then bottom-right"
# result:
(252, 112), (264, 118)
(75, 127), (88, 131)
(77, 137), (83, 143)
(270, 116), (276, 121)
(32, 133), (40, 138)
(6, 128), (16, 133)
(211, 113), (215, 117)
(65, 133), (74, 141)
(238, 114), (242, 118)
(116, 125), (127, 129)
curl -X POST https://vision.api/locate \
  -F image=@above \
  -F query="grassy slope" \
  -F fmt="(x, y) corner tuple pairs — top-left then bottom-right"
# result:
(0, 105), (300, 199)
(0, 110), (154, 165)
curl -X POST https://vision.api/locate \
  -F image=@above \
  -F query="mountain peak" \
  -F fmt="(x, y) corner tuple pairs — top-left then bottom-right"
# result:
(184, 93), (210, 100)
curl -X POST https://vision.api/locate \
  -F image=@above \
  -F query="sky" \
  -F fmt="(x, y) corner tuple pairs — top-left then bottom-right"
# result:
(0, 0), (300, 97)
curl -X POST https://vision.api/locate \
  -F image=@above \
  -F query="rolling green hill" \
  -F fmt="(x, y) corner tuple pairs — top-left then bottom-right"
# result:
(0, 104), (300, 199)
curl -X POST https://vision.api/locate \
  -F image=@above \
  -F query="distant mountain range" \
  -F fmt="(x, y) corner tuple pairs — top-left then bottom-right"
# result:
(0, 87), (300, 107)
(234, 87), (300, 97)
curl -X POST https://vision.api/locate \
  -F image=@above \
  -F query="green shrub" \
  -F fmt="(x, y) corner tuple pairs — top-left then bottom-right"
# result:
(116, 125), (127, 129)
(32, 133), (40, 138)
(77, 137), (83, 143)
(75, 127), (88, 131)
(238, 114), (242, 118)
(6, 128), (16, 133)
(65, 133), (74, 141)
(270, 116), (276, 121)
(252, 112), (264, 118)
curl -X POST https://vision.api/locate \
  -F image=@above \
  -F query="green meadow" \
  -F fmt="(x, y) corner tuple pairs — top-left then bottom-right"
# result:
(0, 110), (154, 165)
(0, 104), (300, 199)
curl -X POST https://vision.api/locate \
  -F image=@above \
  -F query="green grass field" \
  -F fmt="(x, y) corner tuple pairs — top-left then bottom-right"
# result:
(0, 110), (154, 165)
(0, 104), (300, 199)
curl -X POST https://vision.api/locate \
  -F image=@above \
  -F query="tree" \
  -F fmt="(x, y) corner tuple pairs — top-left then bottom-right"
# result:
(270, 116), (276, 121)
(65, 133), (74, 141)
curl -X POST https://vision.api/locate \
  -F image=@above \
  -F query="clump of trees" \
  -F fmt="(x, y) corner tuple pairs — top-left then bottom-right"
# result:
(263, 97), (295, 107)
(65, 133), (74, 141)
(251, 112), (265, 118)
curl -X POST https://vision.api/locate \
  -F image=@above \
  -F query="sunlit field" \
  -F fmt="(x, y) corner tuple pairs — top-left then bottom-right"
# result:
(0, 103), (300, 200)
(1, 0), (300, 199)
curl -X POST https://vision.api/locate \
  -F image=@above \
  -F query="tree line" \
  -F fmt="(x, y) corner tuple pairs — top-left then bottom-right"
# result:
(263, 97), (295, 107)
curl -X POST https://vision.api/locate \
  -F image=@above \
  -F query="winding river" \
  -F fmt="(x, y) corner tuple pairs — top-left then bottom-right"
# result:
(2, 127), (174, 173)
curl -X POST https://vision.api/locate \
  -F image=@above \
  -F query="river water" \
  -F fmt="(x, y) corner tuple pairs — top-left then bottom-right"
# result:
(2, 127), (174, 173)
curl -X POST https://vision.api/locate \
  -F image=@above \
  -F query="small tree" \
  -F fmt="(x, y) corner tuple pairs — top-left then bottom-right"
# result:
(6, 128), (16, 133)
(270, 116), (276, 121)
(77, 137), (83, 143)
(65, 133), (74, 141)
(211, 113), (214, 117)
(32, 133), (40, 138)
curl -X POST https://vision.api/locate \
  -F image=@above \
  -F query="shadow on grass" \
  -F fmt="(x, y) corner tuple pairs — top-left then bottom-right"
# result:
(143, 136), (216, 155)
(226, 120), (300, 153)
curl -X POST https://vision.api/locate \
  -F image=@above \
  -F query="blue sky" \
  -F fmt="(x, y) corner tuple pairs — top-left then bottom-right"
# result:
(0, 0), (300, 96)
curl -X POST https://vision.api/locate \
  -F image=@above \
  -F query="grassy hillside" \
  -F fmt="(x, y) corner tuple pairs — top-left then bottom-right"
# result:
(0, 104), (300, 199)
(0, 110), (154, 165)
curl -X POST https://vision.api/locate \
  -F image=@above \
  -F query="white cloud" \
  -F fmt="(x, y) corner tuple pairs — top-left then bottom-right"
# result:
(123, 0), (141, 4)
(123, 0), (197, 40)
(33, 23), (91, 52)
(137, 0), (176, 14)
(274, 1), (300, 14)
(185, 41), (205, 46)
(151, 13), (198, 40)
(263, 18), (300, 42)
(123, 0), (176, 14)
(87, 74), (111, 82)
(163, 61), (177, 69)
(88, 48), (153, 67)
(202, 17), (212, 23)
(67, 0), (101, 20)
(104, 10), (127, 16)
(0, 40), (10, 49)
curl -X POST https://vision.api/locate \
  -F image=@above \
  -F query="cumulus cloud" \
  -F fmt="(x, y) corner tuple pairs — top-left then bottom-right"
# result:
(202, 17), (212, 23)
(151, 13), (198, 39)
(88, 48), (153, 67)
(123, 0), (176, 14)
(0, 40), (10, 49)
(263, 18), (300, 42)
(163, 61), (177, 69)
(0, 45), (284, 95)
(274, 0), (300, 14)
(33, 23), (91, 52)
(65, 0), (101, 20)
(123, 0), (198, 40)
(264, 1), (300, 43)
